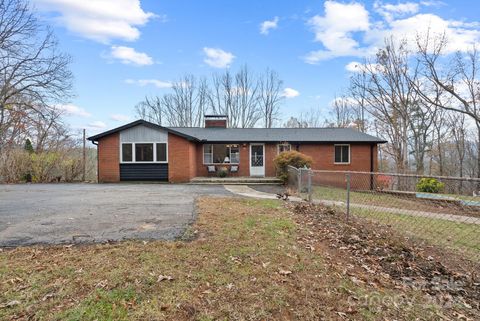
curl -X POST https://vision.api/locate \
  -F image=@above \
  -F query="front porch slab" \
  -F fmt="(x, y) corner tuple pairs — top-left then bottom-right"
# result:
(189, 177), (282, 185)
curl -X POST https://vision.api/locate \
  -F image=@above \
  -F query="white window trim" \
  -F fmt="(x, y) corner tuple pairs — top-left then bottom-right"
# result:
(202, 144), (240, 165)
(120, 142), (168, 164)
(277, 143), (291, 154)
(334, 144), (350, 164)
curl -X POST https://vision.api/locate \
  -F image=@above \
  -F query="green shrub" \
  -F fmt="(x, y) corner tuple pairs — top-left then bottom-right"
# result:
(273, 151), (313, 183)
(416, 177), (445, 193)
(217, 167), (228, 178)
(30, 152), (60, 182)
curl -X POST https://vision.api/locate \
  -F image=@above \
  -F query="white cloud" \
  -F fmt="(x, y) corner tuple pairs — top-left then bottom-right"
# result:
(110, 114), (130, 122)
(33, 0), (156, 43)
(366, 13), (480, 54)
(345, 61), (383, 73)
(110, 46), (153, 65)
(304, 1), (480, 64)
(203, 47), (235, 68)
(260, 16), (279, 35)
(282, 88), (300, 98)
(88, 121), (107, 129)
(305, 1), (370, 63)
(374, 1), (419, 21)
(125, 79), (172, 88)
(55, 104), (91, 118)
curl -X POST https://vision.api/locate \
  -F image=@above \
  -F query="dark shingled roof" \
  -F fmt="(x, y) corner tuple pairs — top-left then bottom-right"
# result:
(87, 119), (387, 143)
(169, 127), (386, 143)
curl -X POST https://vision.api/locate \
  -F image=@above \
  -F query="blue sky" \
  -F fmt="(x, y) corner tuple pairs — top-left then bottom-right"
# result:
(31, 0), (480, 134)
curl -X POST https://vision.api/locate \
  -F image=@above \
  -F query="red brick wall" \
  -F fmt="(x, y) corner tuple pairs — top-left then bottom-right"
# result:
(98, 133), (120, 182)
(265, 143), (277, 176)
(205, 119), (227, 128)
(298, 143), (376, 172)
(168, 133), (198, 183)
(298, 143), (378, 189)
(193, 142), (378, 179)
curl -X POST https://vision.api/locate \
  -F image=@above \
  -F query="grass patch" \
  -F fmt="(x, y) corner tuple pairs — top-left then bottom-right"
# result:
(60, 288), (139, 321)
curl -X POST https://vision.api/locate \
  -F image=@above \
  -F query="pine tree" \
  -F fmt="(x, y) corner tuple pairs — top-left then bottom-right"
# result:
(24, 138), (34, 154)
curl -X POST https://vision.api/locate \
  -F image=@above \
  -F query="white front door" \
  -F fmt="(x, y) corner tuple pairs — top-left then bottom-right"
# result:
(249, 144), (265, 176)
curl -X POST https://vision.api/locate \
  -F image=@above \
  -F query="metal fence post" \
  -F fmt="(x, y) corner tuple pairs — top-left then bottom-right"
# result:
(346, 172), (351, 221)
(308, 169), (312, 202)
(298, 168), (302, 193)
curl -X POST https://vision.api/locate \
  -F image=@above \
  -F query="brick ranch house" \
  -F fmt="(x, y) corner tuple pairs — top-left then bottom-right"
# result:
(87, 115), (386, 183)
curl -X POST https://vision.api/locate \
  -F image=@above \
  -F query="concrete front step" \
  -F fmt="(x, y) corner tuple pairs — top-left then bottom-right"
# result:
(189, 177), (282, 185)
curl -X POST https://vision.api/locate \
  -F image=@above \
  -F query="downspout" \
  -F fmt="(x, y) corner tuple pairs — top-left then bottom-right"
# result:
(92, 140), (99, 183)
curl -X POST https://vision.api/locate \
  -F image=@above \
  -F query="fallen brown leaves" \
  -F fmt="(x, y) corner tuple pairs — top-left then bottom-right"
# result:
(289, 201), (480, 320)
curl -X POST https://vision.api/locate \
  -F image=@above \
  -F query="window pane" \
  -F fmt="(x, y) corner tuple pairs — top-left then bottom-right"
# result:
(278, 144), (291, 153)
(203, 144), (213, 163)
(213, 144), (229, 163)
(156, 143), (167, 162)
(203, 144), (212, 154)
(135, 143), (153, 162)
(204, 154), (212, 164)
(122, 144), (132, 162)
(230, 145), (239, 164)
(251, 145), (263, 166)
(342, 146), (350, 163)
(334, 146), (342, 163)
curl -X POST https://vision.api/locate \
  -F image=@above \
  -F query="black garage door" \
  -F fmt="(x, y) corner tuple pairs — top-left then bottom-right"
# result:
(120, 163), (168, 181)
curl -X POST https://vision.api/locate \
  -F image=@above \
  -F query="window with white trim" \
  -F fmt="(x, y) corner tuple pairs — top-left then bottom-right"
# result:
(121, 143), (167, 163)
(277, 143), (291, 154)
(122, 143), (132, 162)
(334, 144), (350, 164)
(156, 143), (167, 162)
(136, 143), (153, 162)
(203, 144), (240, 164)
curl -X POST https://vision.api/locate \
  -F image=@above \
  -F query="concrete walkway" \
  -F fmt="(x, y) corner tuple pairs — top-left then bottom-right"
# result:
(224, 185), (303, 201)
(225, 185), (480, 225)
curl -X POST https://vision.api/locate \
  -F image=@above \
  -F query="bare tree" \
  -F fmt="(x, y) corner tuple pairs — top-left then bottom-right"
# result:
(163, 75), (206, 127)
(134, 96), (163, 125)
(283, 116), (306, 128)
(135, 75), (207, 127)
(234, 65), (261, 127)
(283, 107), (323, 128)
(407, 100), (437, 174)
(259, 68), (284, 128)
(326, 95), (355, 128)
(415, 33), (480, 177)
(209, 66), (262, 128)
(210, 69), (236, 126)
(349, 81), (368, 132)
(448, 112), (467, 179)
(349, 38), (419, 173)
(0, 0), (73, 150)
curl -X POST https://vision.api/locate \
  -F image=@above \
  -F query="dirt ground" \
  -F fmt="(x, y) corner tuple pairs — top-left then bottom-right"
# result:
(1, 197), (478, 320)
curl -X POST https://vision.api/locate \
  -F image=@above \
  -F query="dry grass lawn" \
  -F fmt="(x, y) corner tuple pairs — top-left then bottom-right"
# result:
(1, 197), (478, 320)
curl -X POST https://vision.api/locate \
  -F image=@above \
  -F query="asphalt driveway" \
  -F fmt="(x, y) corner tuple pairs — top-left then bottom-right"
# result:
(0, 183), (230, 247)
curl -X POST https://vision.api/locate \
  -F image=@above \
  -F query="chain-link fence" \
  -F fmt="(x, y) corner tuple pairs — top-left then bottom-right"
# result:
(287, 166), (480, 262)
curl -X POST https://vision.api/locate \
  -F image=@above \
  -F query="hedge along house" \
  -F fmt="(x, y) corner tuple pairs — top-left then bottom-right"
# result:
(87, 115), (387, 183)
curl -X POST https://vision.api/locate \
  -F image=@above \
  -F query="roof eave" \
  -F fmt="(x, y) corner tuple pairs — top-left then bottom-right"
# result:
(87, 120), (199, 142)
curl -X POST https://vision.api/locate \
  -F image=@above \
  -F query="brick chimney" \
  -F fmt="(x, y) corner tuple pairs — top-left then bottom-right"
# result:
(204, 115), (228, 128)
